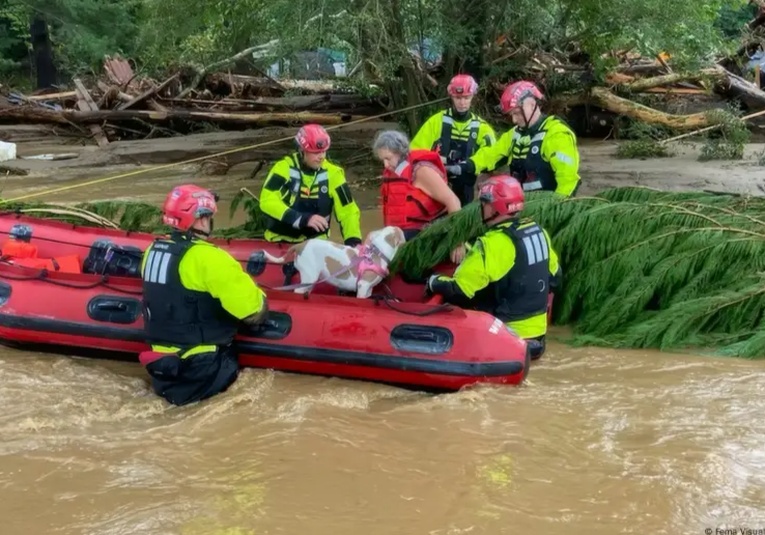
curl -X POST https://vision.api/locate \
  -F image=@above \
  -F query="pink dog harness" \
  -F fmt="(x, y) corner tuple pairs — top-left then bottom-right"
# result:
(354, 244), (390, 282)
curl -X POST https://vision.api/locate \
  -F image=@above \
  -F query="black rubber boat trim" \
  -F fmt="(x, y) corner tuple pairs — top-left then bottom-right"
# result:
(0, 313), (524, 378)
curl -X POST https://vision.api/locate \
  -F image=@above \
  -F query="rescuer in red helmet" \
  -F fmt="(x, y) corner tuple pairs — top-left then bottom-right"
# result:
(427, 175), (561, 360)
(453, 80), (581, 197)
(140, 184), (268, 406)
(259, 123), (363, 248)
(410, 74), (497, 204)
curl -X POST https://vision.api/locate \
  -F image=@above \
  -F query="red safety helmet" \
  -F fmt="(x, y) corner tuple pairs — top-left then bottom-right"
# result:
(500, 81), (544, 114)
(162, 184), (218, 231)
(478, 175), (525, 218)
(295, 123), (331, 153)
(447, 74), (478, 96)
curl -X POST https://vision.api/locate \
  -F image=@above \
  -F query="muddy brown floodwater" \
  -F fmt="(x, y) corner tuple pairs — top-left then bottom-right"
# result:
(1, 140), (765, 534)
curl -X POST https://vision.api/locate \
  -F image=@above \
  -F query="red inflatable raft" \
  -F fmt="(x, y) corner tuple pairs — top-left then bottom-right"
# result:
(0, 212), (530, 390)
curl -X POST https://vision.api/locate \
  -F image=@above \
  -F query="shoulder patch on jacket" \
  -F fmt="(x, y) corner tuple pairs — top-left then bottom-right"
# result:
(264, 173), (287, 192)
(336, 183), (353, 206)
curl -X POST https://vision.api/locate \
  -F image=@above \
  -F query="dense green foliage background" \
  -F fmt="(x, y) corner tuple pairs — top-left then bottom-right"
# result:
(0, 0), (756, 86)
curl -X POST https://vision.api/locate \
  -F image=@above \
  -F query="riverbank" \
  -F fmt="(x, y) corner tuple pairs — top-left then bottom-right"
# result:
(3, 128), (765, 208)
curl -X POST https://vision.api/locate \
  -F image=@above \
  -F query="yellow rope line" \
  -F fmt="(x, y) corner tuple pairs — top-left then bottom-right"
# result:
(1, 96), (449, 204)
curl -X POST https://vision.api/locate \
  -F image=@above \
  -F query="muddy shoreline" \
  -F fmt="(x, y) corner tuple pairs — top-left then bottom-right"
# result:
(2, 127), (765, 209)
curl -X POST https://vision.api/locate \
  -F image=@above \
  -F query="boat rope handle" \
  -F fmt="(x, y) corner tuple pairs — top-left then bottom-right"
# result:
(0, 265), (451, 314)
(0, 96), (450, 204)
(0, 265), (143, 295)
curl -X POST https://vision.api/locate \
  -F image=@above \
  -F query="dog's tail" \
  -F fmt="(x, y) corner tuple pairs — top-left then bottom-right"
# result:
(261, 250), (287, 264)
(260, 241), (308, 265)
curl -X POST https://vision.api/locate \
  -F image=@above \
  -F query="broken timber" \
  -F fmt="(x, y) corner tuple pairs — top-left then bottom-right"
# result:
(116, 74), (179, 111)
(73, 78), (109, 147)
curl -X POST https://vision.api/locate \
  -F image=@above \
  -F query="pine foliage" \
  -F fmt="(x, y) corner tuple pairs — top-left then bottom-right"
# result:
(387, 202), (488, 278)
(541, 188), (765, 356)
(215, 189), (268, 239)
(75, 201), (165, 231)
(0, 195), (270, 237)
(388, 190), (577, 278)
(391, 186), (765, 358)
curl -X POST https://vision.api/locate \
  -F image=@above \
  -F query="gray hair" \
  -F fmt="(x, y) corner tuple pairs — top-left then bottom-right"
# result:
(372, 130), (410, 157)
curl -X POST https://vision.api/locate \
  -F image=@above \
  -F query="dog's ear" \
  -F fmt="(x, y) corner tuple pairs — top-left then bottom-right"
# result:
(363, 229), (377, 246)
(394, 227), (405, 247)
(383, 226), (405, 248)
(383, 230), (396, 248)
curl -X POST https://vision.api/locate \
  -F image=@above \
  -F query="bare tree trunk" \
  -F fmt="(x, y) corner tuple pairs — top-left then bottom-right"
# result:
(387, 0), (425, 134)
(30, 14), (56, 90)
(439, 0), (490, 81)
(350, 0), (376, 82)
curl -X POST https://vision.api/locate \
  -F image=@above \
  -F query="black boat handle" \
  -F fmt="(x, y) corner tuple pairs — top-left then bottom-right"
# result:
(96, 301), (128, 312)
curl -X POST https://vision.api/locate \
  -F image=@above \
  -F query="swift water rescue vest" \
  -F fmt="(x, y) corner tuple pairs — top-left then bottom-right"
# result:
(435, 111), (481, 165)
(142, 233), (239, 351)
(381, 149), (448, 231)
(472, 220), (551, 323)
(266, 154), (333, 240)
(508, 116), (572, 193)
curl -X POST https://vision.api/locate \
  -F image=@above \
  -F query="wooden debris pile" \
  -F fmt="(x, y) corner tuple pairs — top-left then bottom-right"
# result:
(514, 50), (765, 132)
(0, 55), (389, 144)
(480, 11), (765, 134)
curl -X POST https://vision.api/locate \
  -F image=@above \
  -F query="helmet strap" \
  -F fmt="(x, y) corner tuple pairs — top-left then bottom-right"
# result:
(189, 217), (213, 238)
(481, 206), (501, 224)
(521, 101), (540, 128)
(451, 107), (470, 121)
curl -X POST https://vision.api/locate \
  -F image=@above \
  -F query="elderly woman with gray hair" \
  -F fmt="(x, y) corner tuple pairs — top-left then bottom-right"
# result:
(373, 129), (466, 263)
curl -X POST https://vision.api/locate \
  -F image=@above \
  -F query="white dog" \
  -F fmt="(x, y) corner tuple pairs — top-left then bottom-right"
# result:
(261, 226), (406, 298)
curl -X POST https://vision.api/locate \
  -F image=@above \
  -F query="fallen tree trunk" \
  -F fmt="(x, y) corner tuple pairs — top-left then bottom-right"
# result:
(178, 41), (283, 98)
(620, 68), (723, 92)
(660, 107), (765, 144)
(0, 107), (364, 126)
(715, 66), (765, 108)
(571, 86), (712, 130)
(161, 94), (386, 112)
(614, 64), (765, 109)
(0, 121), (400, 171)
(640, 87), (710, 95)
(615, 62), (666, 76)
(206, 73), (365, 94)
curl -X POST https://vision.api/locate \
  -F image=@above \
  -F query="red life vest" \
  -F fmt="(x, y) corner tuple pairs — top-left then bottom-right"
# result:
(381, 149), (448, 231)
(1, 240), (38, 259)
(0, 239), (82, 274)
(8, 255), (82, 274)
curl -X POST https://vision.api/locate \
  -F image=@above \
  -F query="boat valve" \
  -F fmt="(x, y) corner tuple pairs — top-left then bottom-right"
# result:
(9, 224), (33, 243)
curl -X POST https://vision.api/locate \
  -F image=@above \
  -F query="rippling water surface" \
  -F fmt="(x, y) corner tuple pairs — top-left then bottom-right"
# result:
(1, 340), (764, 535)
